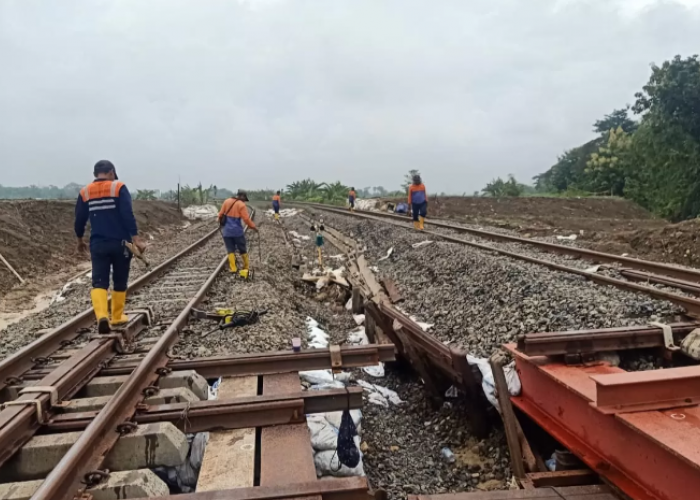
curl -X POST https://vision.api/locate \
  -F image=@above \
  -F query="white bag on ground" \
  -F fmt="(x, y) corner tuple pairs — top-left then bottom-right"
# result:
(467, 354), (521, 410)
(314, 436), (365, 477)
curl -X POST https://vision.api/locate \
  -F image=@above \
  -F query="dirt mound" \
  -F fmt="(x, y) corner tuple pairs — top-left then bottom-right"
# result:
(587, 218), (700, 267)
(414, 196), (654, 220)
(0, 200), (183, 293)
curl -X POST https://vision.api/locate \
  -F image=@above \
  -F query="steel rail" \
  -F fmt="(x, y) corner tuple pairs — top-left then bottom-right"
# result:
(43, 387), (365, 433)
(32, 210), (253, 500)
(0, 225), (219, 393)
(516, 322), (700, 357)
(300, 204), (700, 318)
(299, 202), (700, 285)
(32, 254), (228, 500)
(93, 343), (395, 377)
(0, 314), (150, 469)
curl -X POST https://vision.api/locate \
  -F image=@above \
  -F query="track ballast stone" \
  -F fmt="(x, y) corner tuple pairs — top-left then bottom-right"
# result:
(309, 210), (682, 358)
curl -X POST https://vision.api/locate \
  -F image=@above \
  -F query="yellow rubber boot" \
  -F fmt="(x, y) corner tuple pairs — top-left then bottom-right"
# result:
(413, 221), (420, 230)
(317, 247), (324, 268)
(228, 253), (238, 273)
(90, 288), (110, 334)
(419, 216), (425, 230)
(239, 253), (250, 279)
(111, 291), (129, 327)
(274, 213), (280, 221)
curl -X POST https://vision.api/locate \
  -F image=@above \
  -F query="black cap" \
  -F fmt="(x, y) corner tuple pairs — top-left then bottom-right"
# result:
(237, 189), (249, 202)
(94, 160), (118, 180)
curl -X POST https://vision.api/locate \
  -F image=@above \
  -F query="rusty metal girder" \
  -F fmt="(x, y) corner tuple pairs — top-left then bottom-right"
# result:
(0, 226), (219, 394)
(44, 387), (364, 433)
(516, 322), (700, 357)
(507, 343), (700, 500)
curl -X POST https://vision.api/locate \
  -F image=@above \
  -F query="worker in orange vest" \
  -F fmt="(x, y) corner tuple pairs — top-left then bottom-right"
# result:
(408, 175), (428, 230)
(218, 190), (258, 279)
(272, 191), (281, 221)
(74, 160), (147, 333)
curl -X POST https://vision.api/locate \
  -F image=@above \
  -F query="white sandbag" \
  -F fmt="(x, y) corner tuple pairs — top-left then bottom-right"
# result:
(324, 410), (362, 431)
(314, 437), (365, 477)
(362, 364), (385, 377)
(467, 354), (521, 410)
(307, 415), (340, 451)
(300, 370), (335, 385)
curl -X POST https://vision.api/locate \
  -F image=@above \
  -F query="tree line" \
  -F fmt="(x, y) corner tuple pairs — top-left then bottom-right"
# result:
(533, 55), (700, 221)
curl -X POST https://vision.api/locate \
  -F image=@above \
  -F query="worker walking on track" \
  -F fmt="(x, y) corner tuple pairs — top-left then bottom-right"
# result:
(348, 187), (356, 211)
(272, 191), (281, 221)
(408, 174), (428, 230)
(75, 160), (146, 333)
(219, 189), (258, 279)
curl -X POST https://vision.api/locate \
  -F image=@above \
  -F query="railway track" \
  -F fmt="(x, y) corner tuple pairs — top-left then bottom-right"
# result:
(295, 203), (700, 318)
(294, 204), (700, 500)
(0, 209), (398, 500)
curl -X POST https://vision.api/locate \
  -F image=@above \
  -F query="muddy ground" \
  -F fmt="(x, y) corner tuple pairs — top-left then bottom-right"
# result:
(0, 199), (185, 295)
(378, 196), (698, 268)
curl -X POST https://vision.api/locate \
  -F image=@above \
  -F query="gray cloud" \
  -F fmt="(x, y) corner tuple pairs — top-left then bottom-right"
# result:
(1, 0), (699, 194)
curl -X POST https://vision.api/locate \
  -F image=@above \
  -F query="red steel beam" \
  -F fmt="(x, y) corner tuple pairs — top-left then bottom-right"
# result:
(592, 365), (700, 414)
(506, 343), (700, 500)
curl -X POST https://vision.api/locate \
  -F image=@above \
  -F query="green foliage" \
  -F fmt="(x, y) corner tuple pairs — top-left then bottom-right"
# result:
(593, 107), (638, 134)
(134, 189), (157, 200)
(481, 174), (524, 197)
(535, 54), (700, 221)
(0, 183), (82, 199)
(585, 127), (631, 196)
(401, 170), (421, 191)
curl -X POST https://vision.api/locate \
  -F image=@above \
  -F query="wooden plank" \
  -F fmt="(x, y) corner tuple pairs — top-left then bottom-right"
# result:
(261, 373), (320, 500)
(490, 354), (526, 479)
(197, 376), (258, 491)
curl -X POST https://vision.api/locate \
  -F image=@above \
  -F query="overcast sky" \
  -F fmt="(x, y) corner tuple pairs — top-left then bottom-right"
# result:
(1, 0), (700, 194)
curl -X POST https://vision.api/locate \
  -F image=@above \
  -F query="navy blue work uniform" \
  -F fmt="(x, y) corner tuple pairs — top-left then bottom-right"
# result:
(74, 180), (138, 291)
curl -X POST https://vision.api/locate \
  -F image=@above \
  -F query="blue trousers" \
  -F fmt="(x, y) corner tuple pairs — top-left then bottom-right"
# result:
(272, 201), (280, 214)
(91, 239), (132, 291)
(412, 202), (427, 221)
(224, 236), (247, 254)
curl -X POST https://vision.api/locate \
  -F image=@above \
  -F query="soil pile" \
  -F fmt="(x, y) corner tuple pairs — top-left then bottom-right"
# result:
(587, 218), (700, 267)
(0, 200), (184, 293)
(426, 196), (654, 221)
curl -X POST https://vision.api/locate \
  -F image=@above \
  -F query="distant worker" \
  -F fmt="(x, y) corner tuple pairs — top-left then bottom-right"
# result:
(272, 191), (281, 221)
(75, 160), (146, 334)
(219, 189), (258, 279)
(348, 187), (356, 211)
(408, 174), (427, 230)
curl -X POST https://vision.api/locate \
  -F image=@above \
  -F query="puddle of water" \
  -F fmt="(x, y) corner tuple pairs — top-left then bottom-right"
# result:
(0, 292), (55, 332)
